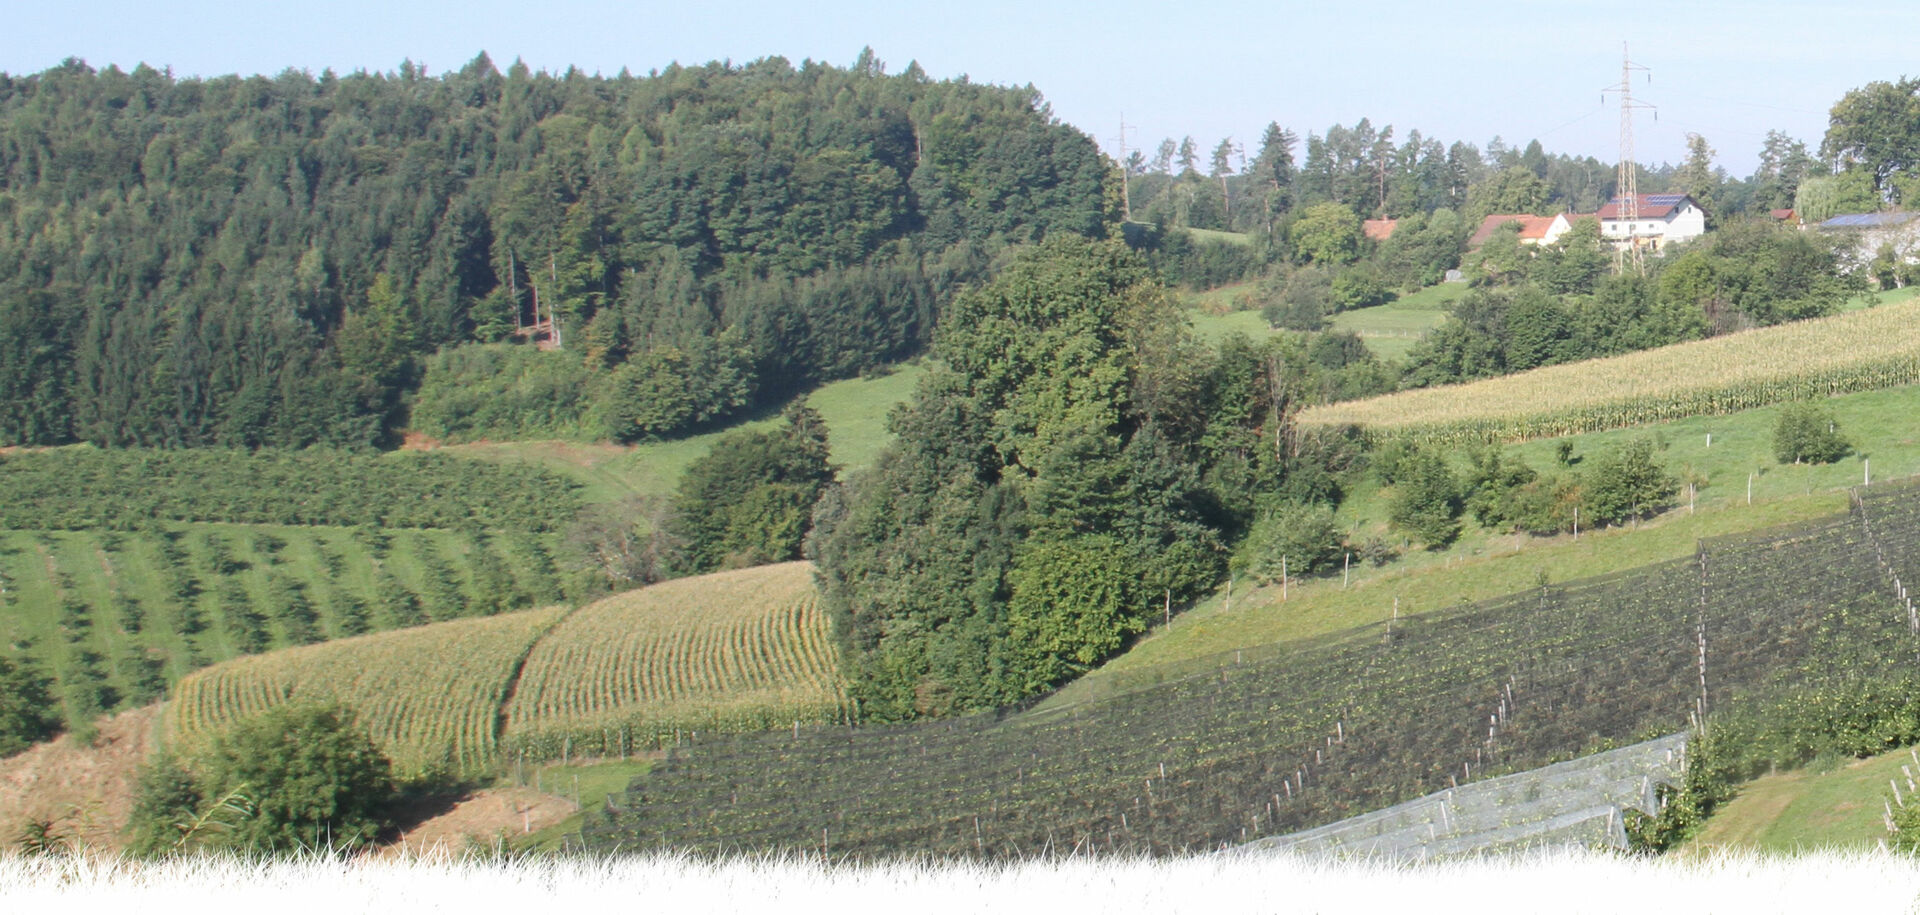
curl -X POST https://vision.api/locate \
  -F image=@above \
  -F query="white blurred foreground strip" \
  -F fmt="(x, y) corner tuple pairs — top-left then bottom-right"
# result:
(4, 848), (1919, 914)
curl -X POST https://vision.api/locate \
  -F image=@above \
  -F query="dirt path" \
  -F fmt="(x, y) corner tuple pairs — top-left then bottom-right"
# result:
(384, 786), (578, 856)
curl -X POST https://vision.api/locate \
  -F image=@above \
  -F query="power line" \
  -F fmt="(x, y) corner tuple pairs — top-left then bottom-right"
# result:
(1603, 41), (1656, 275)
(1110, 114), (1135, 222)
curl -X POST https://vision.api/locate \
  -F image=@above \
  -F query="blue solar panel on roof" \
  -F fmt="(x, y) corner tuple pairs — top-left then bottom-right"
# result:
(1819, 212), (1920, 228)
(1646, 194), (1687, 204)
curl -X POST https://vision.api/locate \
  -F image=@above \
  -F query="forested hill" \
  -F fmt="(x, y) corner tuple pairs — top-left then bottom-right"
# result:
(0, 52), (1108, 449)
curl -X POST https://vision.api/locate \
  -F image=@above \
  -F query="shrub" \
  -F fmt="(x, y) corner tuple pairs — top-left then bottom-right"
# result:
(1387, 450), (1462, 548)
(1583, 438), (1678, 527)
(1237, 503), (1345, 581)
(1773, 401), (1850, 465)
(130, 702), (397, 855)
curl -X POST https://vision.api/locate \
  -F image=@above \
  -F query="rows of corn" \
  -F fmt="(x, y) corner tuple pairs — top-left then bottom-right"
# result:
(162, 562), (844, 773)
(501, 561), (846, 760)
(1298, 300), (1920, 445)
(163, 606), (569, 775)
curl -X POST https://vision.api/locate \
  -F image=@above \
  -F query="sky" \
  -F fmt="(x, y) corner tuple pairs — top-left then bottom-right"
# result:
(4, 1), (1916, 176)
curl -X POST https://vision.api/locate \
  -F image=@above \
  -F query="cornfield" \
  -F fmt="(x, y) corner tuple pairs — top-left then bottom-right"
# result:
(163, 605), (568, 775)
(501, 561), (844, 760)
(1298, 300), (1920, 445)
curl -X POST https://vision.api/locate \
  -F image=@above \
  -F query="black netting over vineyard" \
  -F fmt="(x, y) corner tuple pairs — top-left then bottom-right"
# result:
(580, 482), (1920, 858)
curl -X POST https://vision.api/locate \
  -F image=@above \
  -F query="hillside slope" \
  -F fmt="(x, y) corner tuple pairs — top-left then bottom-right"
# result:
(584, 485), (1920, 857)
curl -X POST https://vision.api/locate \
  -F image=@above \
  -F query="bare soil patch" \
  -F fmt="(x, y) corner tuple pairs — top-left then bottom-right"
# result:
(383, 786), (577, 856)
(0, 705), (159, 850)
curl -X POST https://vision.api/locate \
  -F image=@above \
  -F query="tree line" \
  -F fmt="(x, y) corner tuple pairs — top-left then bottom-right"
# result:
(1128, 119), (1821, 241)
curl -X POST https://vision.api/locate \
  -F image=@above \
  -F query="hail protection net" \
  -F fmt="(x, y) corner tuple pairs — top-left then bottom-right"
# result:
(581, 481), (1920, 859)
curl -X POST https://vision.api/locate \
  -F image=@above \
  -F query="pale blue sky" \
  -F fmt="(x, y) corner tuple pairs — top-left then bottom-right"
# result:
(4, 1), (1913, 174)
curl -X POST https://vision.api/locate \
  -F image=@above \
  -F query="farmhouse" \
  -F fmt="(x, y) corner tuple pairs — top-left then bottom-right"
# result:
(1593, 193), (1706, 253)
(1812, 211), (1920, 275)
(1467, 213), (1574, 249)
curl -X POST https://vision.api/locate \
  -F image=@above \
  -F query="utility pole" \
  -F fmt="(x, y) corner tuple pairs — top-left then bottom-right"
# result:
(1604, 42), (1655, 275)
(1111, 115), (1135, 223)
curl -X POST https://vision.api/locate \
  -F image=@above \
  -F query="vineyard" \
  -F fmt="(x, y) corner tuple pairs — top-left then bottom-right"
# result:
(0, 523), (574, 735)
(151, 563), (844, 774)
(1296, 299), (1920, 445)
(578, 481), (1920, 858)
(165, 605), (570, 775)
(503, 562), (844, 760)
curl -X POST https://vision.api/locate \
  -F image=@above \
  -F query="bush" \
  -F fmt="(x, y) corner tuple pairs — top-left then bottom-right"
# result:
(127, 702), (397, 855)
(667, 404), (836, 576)
(1236, 503), (1345, 582)
(1260, 267), (1331, 331)
(1582, 438), (1678, 527)
(1328, 267), (1394, 312)
(597, 328), (757, 442)
(1387, 450), (1462, 548)
(1773, 402), (1850, 465)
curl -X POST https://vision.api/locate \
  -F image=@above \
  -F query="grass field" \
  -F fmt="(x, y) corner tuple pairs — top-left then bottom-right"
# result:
(502, 561), (843, 759)
(164, 605), (570, 775)
(1687, 746), (1920, 854)
(1181, 226), (1253, 247)
(1186, 306), (1281, 344)
(441, 363), (927, 505)
(1180, 281), (1458, 359)
(1300, 298), (1920, 444)
(1326, 285), (1458, 361)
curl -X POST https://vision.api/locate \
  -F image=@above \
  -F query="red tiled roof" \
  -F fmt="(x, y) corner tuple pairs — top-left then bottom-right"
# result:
(1596, 194), (1696, 220)
(1362, 218), (1398, 241)
(1468, 214), (1556, 248)
(1770, 208), (1796, 222)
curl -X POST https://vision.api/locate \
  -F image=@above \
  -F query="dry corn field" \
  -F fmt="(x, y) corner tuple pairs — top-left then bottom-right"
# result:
(1298, 299), (1920, 445)
(501, 561), (844, 758)
(163, 605), (568, 775)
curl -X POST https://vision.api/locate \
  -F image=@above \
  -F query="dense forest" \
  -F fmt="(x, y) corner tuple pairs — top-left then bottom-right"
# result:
(0, 51), (1106, 448)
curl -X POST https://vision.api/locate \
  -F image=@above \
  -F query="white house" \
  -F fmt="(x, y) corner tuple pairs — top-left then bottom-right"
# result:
(1593, 194), (1707, 253)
